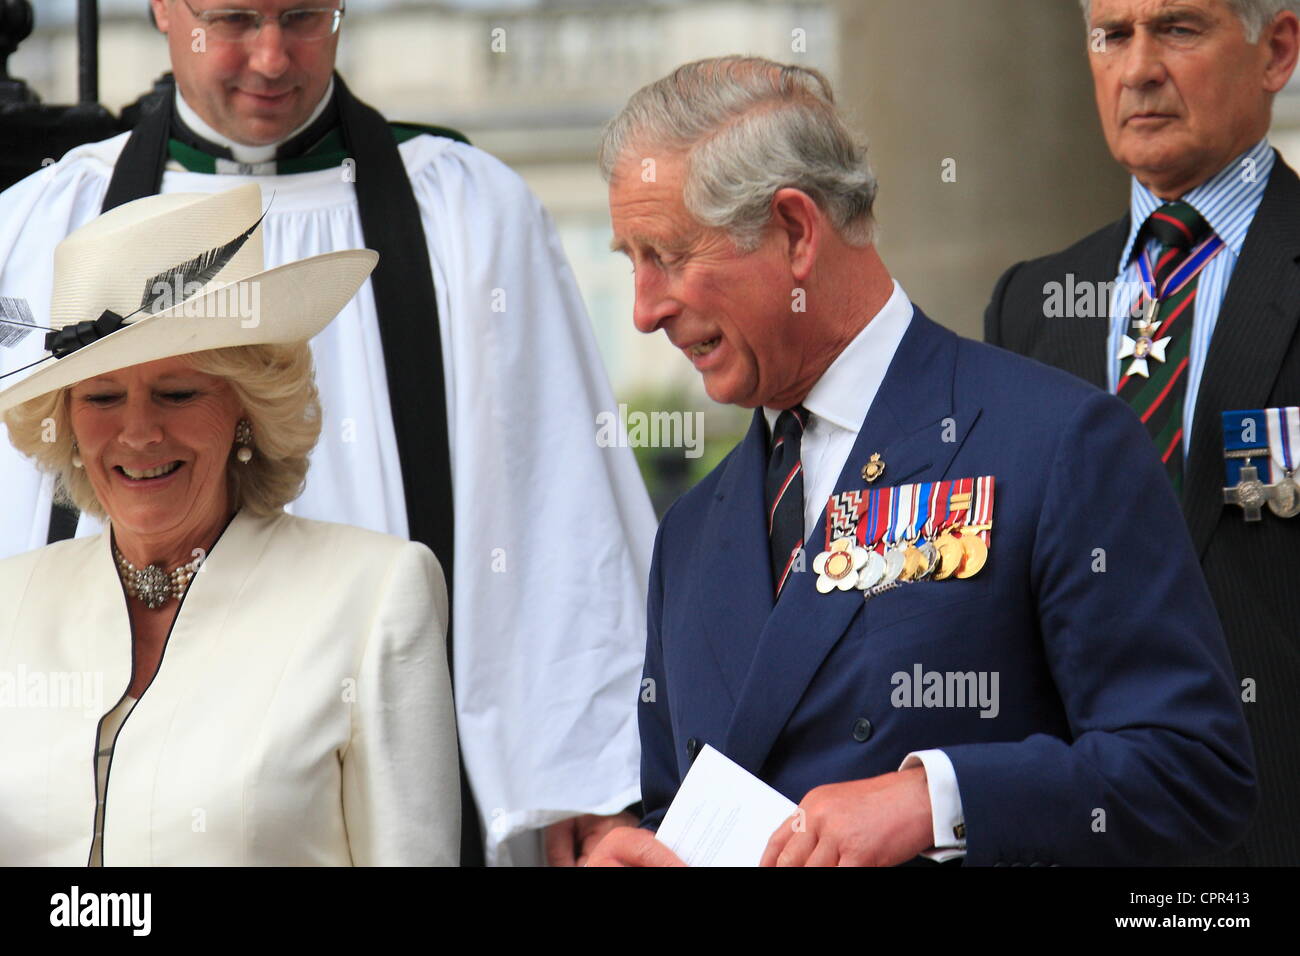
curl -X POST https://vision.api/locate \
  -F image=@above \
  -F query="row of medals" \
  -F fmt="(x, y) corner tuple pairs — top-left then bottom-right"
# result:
(824, 521), (991, 593)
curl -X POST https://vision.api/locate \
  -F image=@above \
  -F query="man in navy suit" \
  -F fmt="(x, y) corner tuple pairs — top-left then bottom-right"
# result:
(588, 55), (1256, 866)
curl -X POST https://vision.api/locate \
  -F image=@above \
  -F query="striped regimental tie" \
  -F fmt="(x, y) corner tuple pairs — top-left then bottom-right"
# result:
(1118, 201), (1216, 494)
(766, 405), (808, 598)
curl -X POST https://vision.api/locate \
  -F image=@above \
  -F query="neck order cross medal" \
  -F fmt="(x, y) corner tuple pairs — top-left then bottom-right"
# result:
(1118, 296), (1170, 379)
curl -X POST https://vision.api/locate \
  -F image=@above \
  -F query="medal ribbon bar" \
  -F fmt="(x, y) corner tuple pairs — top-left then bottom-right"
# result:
(1137, 233), (1226, 304)
(888, 483), (913, 554)
(1221, 409), (1272, 485)
(922, 478), (946, 540)
(1265, 406), (1300, 479)
(825, 489), (862, 544)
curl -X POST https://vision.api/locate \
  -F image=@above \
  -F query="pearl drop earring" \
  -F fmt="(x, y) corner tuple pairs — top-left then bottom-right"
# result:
(71, 438), (83, 469)
(235, 419), (254, 464)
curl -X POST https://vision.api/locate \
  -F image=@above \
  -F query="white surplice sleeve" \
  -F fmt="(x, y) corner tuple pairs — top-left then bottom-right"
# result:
(342, 540), (459, 866)
(0, 138), (118, 558)
(406, 138), (657, 864)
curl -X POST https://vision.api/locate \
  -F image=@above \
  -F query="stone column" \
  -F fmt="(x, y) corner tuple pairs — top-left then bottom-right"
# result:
(835, 0), (1128, 338)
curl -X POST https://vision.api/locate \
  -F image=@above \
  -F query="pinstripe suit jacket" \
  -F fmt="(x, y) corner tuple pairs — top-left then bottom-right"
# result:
(984, 155), (1300, 865)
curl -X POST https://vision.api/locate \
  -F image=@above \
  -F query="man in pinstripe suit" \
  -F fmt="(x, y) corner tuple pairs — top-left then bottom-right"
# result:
(985, 0), (1300, 864)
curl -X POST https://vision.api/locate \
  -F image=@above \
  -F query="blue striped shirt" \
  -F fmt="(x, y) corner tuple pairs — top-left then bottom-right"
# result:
(1105, 138), (1274, 456)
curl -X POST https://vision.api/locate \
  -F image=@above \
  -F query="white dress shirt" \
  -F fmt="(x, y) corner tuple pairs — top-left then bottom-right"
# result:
(762, 280), (966, 859)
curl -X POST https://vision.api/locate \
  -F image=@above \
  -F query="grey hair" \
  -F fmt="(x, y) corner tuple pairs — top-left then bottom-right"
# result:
(597, 56), (878, 251)
(1078, 0), (1300, 43)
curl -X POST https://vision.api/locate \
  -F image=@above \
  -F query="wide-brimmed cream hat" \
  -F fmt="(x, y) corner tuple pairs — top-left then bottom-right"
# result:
(0, 184), (377, 413)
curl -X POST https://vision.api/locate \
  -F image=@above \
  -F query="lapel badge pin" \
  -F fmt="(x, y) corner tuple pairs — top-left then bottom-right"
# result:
(861, 453), (885, 483)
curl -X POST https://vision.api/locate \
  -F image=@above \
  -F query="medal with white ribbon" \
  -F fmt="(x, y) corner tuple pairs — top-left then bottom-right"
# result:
(1265, 406), (1300, 519)
(1119, 234), (1225, 379)
(876, 483), (912, 588)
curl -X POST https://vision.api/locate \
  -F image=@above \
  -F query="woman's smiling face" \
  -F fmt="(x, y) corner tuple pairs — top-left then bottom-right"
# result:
(68, 355), (244, 560)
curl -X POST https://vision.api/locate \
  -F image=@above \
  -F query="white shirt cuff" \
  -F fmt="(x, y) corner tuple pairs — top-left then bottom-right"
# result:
(900, 749), (966, 862)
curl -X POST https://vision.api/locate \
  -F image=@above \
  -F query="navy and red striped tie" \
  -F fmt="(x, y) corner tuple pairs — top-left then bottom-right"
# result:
(1118, 201), (1213, 494)
(766, 405), (807, 598)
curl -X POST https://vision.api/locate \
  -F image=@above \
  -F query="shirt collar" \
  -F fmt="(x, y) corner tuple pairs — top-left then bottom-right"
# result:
(764, 279), (914, 436)
(1118, 137), (1273, 268)
(174, 78), (336, 166)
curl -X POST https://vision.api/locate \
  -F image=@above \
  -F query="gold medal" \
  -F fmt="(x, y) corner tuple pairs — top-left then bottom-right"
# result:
(900, 545), (924, 581)
(933, 531), (963, 580)
(824, 549), (852, 578)
(955, 533), (988, 579)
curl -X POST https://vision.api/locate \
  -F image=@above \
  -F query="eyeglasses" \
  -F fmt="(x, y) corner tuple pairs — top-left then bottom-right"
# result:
(180, 1), (345, 43)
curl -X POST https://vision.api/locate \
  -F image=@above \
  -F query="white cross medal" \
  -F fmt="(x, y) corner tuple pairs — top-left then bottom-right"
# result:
(1118, 295), (1170, 379)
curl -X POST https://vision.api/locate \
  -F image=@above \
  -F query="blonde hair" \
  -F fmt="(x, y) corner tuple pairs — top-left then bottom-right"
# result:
(2, 343), (321, 519)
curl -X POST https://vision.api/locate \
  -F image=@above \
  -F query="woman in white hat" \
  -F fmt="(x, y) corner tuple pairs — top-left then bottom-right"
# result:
(0, 185), (459, 865)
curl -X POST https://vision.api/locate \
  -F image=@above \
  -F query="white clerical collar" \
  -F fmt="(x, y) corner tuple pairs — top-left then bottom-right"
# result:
(764, 279), (914, 435)
(174, 78), (336, 165)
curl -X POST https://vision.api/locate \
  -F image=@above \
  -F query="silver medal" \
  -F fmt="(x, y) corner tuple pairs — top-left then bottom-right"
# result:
(1268, 473), (1300, 519)
(879, 546), (906, 586)
(855, 550), (886, 590)
(915, 541), (939, 581)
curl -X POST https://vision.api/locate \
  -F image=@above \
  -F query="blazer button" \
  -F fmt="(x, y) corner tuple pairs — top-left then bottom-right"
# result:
(686, 737), (701, 761)
(851, 718), (873, 742)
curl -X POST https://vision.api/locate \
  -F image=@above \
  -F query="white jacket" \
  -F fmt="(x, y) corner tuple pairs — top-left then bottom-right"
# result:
(0, 510), (459, 865)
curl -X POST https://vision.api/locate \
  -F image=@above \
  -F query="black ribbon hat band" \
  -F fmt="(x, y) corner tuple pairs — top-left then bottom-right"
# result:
(43, 309), (127, 359)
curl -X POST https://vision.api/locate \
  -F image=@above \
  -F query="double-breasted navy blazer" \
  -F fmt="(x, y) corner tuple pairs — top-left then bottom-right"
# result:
(639, 309), (1256, 865)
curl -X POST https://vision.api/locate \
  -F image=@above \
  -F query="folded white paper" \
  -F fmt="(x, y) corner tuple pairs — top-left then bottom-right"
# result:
(656, 744), (798, 867)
